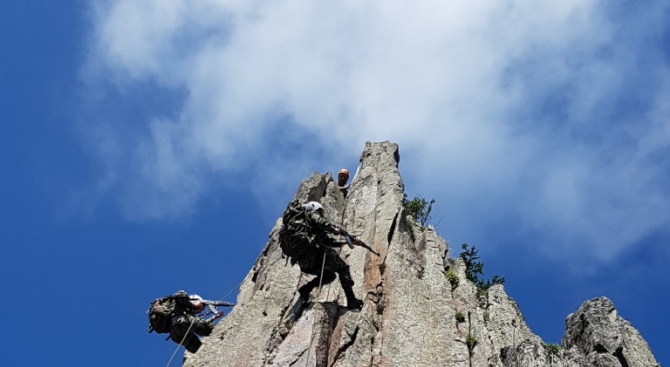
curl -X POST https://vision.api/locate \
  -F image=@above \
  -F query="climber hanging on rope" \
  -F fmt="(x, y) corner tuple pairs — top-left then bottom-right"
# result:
(147, 290), (234, 353)
(279, 200), (375, 311)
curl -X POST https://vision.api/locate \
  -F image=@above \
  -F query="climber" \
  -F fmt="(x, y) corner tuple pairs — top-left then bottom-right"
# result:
(279, 200), (364, 310)
(337, 168), (351, 197)
(147, 290), (228, 353)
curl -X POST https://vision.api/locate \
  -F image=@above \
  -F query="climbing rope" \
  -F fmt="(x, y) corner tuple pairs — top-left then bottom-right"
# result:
(303, 248), (329, 367)
(217, 278), (246, 303)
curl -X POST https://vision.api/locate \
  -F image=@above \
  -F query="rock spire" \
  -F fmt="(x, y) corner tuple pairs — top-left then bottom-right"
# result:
(184, 141), (658, 367)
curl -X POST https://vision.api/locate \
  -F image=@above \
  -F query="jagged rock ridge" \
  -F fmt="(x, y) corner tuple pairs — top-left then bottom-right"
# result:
(184, 141), (658, 367)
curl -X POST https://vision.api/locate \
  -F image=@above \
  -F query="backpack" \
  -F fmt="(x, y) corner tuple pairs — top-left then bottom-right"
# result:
(148, 297), (177, 334)
(278, 200), (314, 258)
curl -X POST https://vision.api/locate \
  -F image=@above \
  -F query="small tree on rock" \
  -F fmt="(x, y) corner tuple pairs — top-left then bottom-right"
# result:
(459, 243), (506, 291)
(403, 194), (435, 227)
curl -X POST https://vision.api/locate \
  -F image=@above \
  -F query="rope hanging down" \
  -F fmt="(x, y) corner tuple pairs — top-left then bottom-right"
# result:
(166, 316), (197, 367)
(218, 277), (246, 303)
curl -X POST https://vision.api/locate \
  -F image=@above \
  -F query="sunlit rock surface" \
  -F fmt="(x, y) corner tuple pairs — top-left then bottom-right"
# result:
(184, 142), (658, 367)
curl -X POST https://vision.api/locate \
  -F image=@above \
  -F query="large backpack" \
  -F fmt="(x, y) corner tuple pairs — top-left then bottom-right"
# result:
(278, 200), (314, 258)
(148, 297), (177, 334)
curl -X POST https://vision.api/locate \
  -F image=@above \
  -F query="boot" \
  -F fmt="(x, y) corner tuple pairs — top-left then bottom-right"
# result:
(176, 333), (201, 354)
(344, 289), (363, 310)
(298, 284), (314, 302)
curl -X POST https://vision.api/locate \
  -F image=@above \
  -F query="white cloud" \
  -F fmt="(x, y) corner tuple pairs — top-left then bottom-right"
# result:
(81, 0), (670, 265)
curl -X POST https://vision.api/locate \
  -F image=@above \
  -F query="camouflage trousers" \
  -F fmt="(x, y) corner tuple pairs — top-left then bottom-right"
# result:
(169, 314), (214, 353)
(296, 246), (355, 298)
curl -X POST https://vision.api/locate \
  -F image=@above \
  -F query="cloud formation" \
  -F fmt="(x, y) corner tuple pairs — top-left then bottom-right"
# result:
(81, 0), (670, 264)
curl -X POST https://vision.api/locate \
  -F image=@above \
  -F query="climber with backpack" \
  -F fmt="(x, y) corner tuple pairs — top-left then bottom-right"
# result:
(147, 290), (233, 353)
(279, 200), (365, 310)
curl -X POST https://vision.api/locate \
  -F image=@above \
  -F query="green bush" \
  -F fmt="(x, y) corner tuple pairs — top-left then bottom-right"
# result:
(455, 312), (465, 323)
(466, 333), (478, 351)
(400, 213), (416, 242)
(546, 343), (560, 355)
(403, 194), (435, 227)
(445, 270), (459, 290)
(478, 275), (507, 291)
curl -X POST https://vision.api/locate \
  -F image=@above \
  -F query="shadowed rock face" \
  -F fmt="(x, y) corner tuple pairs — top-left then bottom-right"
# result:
(183, 141), (658, 367)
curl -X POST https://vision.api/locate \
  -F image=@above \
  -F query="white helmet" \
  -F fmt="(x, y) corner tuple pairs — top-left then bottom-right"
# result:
(303, 201), (323, 212)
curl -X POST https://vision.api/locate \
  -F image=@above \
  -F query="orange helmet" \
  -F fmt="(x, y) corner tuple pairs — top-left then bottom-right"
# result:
(338, 168), (349, 178)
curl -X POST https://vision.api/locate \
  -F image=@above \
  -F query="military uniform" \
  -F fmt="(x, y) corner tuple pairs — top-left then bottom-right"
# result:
(167, 291), (214, 353)
(295, 210), (363, 310)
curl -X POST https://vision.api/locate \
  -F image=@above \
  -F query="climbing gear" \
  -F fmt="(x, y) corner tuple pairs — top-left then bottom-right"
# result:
(279, 200), (314, 258)
(150, 291), (234, 351)
(160, 281), (242, 367)
(148, 296), (178, 334)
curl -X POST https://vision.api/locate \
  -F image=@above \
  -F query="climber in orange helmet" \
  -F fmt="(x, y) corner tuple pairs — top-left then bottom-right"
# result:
(338, 168), (350, 197)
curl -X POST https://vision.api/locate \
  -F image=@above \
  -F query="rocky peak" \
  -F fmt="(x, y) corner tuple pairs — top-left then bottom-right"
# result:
(561, 297), (659, 367)
(183, 141), (658, 367)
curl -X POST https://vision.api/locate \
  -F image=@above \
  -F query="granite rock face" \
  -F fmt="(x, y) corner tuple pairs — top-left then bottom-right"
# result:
(183, 142), (658, 367)
(562, 297), (659, 367)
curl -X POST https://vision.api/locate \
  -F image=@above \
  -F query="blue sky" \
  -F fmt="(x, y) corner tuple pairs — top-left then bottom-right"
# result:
(2, 1), (668, 365)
